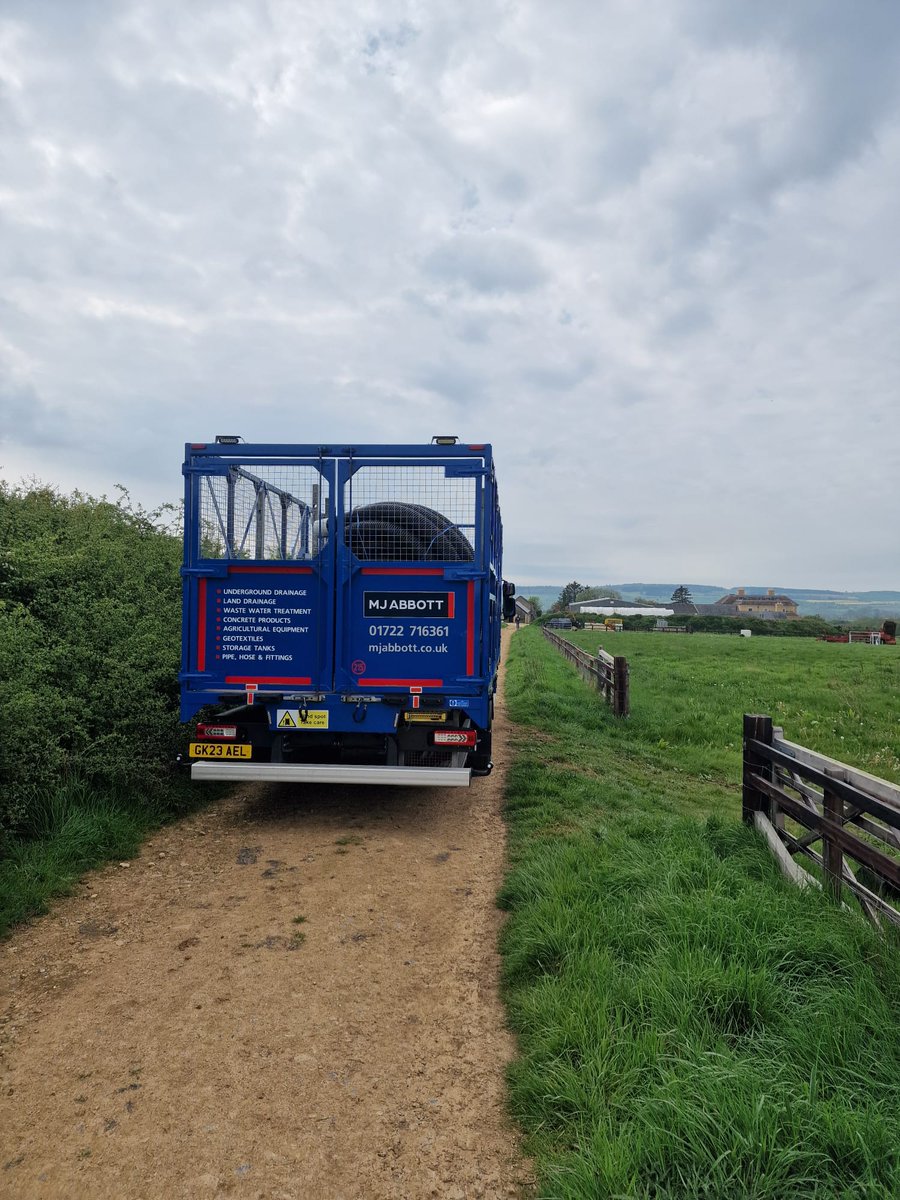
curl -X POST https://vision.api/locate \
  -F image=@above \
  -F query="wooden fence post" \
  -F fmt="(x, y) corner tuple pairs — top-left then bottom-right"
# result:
(743, 714), (773, 825)
(613, 656), (629, 717)
(823, 769), (845, 904)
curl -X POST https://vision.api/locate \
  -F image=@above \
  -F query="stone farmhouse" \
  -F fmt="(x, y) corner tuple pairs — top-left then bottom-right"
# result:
(715, 588), (799, 619)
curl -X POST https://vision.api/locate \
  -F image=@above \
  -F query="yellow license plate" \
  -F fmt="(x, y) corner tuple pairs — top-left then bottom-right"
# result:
(276, 709), (329, 729)
(404, 712), (448, 724)
(189, 742), (252, 759)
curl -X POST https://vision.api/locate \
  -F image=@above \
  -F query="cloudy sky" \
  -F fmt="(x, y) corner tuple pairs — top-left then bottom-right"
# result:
(2, 0), (899, 589)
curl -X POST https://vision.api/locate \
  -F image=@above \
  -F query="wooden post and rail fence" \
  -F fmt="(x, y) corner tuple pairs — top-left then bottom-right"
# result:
(542, 626), (630, 716)
(743, 714), (900, 929)
(534, 629), (898, 926)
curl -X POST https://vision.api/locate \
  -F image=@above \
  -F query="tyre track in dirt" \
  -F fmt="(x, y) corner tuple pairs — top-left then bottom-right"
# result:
(0, 629), (531, 1199)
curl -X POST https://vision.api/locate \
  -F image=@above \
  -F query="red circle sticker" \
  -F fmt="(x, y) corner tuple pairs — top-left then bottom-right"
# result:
(351, 659), (366, 676)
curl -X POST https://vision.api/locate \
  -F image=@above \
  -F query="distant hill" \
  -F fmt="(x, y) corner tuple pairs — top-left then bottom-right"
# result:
(518, 586), (565, 612)
(519, 583), (900, 620)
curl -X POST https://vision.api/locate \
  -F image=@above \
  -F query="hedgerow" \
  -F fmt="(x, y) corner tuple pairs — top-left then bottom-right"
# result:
(0, 480), (192, 830)
(0, 482), (200, 928)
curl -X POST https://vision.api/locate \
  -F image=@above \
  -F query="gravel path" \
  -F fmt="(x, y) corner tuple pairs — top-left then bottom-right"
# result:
(0, 631), (530, 1199)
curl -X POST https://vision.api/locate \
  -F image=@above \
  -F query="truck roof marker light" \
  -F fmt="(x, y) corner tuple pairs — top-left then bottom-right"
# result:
(215, 434), (242, 444)
(467, 444), (485, 450)
(432, 435), (459, 445)
(190, 443), (207, 449)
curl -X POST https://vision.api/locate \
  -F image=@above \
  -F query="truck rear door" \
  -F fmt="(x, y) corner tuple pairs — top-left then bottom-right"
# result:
(334, 454), (486, 695)
(182, 453), (337, 712)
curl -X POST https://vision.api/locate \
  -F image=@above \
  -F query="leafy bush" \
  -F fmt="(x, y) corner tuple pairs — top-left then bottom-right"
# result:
(0, 482), (188, 835)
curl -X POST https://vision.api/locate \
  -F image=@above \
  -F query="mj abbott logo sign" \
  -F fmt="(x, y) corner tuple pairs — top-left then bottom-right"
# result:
(363, 591), (453, 618)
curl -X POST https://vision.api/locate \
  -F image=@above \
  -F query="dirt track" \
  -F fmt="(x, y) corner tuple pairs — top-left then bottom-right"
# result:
(0, 631), (530, 1199)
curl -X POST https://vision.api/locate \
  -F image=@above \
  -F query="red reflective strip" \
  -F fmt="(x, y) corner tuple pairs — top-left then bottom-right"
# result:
(447, 592), (455, 618)
(357, 679), (443, 687)
(225, 676), (312, 685)
(227, 566), (313, 574)
(466, 581), (475, 674)
(360, 568), (444, 575)
(197, 578), (207, 671)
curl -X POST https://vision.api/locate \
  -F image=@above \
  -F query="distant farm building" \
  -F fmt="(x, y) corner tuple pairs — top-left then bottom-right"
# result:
(515, 596), (537, 624)
(715, 588), (799, 620)
(568, 599), (676, 618)
(566, 589), (801, 622)
(668, 600), (733, 617)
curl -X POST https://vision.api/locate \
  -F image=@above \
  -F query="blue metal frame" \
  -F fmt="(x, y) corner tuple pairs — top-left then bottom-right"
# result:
(179, 442), (503, 733)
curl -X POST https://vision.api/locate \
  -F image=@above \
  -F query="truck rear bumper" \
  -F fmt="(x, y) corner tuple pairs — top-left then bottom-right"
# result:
(190, 762), (472, 787)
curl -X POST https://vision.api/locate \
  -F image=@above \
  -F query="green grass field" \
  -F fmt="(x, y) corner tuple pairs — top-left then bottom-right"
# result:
(501, 628), (900, 1199)
(569, 629), (900, 790)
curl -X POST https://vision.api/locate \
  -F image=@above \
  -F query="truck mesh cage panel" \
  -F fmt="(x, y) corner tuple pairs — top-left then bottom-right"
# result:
(344, 466), (476, 562)
(198, 465), (325, 560)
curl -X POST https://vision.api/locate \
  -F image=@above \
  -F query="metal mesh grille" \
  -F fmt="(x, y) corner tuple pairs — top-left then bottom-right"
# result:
(198, 465), (326, 560)
(401, 748), (456, 768)
(344, 465), (476, 562)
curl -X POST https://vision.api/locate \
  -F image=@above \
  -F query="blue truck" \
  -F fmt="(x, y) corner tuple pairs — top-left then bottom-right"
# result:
(179, 437), (515, 787)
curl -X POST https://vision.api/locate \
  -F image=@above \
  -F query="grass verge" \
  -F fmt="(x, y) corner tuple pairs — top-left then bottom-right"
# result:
(501, 629), (900, 1199)
(0, 776), (218, 938)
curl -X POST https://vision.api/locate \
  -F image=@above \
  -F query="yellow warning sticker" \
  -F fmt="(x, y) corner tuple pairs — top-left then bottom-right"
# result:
(276, 709), (329, 729)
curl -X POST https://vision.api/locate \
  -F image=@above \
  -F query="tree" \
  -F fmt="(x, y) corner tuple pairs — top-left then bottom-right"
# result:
(527, 595), (543, 616)
(671, 585), (693, 605)
(553, 582), (624, 612)
(554, 581), (585, 611)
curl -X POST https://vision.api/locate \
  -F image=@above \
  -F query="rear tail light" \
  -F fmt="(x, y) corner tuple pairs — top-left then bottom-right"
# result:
(196, 724), (238, 740)
(432, 729), (477, 747)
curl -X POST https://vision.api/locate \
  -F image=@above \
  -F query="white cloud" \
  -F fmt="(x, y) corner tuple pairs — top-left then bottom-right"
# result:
(1, 0), (899, 589)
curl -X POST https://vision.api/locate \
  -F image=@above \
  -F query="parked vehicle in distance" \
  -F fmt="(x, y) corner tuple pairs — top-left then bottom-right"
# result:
(179, 438), (515, 787)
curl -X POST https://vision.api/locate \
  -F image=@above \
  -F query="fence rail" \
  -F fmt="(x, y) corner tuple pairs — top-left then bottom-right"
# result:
(542, 627), (629, 716)
(743, 714), (900, 928)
